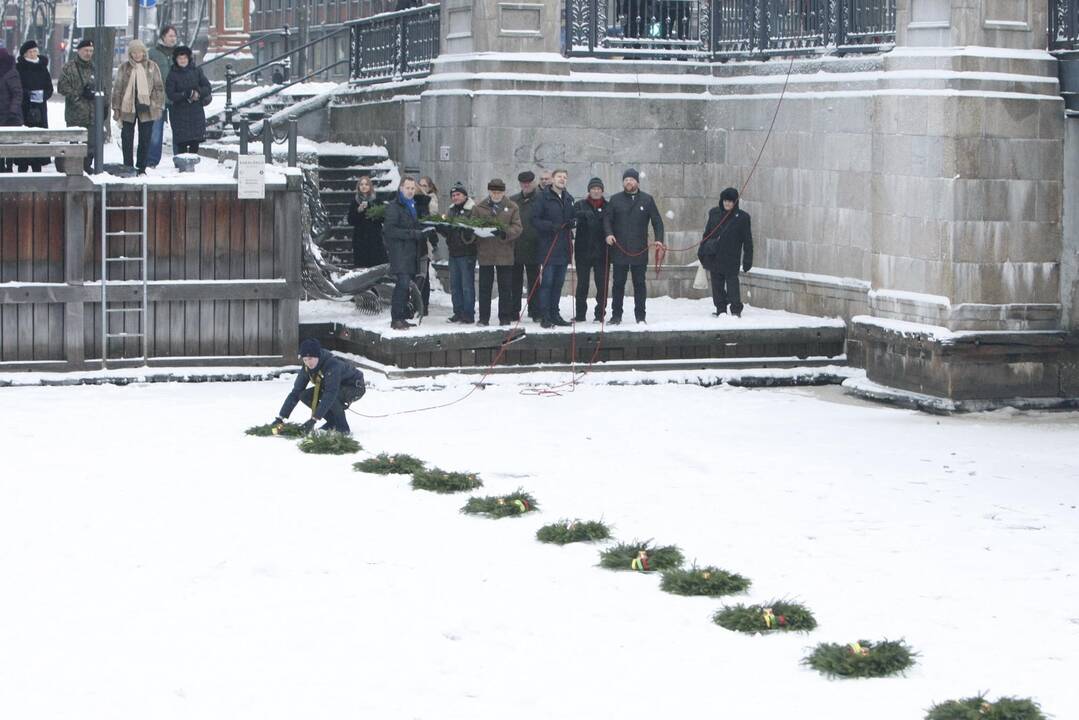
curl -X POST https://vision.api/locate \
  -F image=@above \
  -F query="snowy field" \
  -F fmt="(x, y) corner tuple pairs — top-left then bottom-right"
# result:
(1, 377), (1077, 720)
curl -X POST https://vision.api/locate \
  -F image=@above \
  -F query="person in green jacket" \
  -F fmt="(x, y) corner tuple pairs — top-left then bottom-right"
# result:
(146, 25), (177, 168)
(56, 39), (96, 172)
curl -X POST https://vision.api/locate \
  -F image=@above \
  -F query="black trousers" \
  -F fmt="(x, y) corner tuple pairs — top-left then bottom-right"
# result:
(175, 141), (200, 154)
(611, 263), (647, 320)
(121, 119), (153, 171)
(299, 383), (365, 434)
(710, 268), (743, 314)
(575, 256), (610, 320)
(478, 264), (514, 323)
(511, 262), (541, 319)
(391, 272), (411, 321)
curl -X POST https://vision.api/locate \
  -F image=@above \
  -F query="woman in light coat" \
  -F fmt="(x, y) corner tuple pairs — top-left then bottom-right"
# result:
(110, 39), (165, 174)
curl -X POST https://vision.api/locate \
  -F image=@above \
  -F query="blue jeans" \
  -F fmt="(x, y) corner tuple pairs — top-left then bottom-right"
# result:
(146, 107), (167, 167)
(539, 263), (568, 321)
(449, 256), (476, 321)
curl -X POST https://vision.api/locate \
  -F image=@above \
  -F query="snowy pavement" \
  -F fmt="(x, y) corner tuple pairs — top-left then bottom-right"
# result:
(0, 379), (1077, 719)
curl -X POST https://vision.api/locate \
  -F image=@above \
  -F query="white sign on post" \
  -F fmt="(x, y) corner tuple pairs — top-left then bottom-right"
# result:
(237, 155), (266, 199)
(75, 0), (129, 27)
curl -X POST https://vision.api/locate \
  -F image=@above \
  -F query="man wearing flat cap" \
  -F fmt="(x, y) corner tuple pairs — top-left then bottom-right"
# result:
(510, 170), (542, 321)
(604, 168), (665, 324)
(473, 178), (524, 325)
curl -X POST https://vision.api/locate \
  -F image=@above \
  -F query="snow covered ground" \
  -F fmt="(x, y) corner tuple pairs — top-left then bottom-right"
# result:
(1, 378), (1076, 719)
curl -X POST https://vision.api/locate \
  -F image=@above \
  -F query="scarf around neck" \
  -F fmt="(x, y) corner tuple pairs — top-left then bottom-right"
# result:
(121, 58), (151, 116)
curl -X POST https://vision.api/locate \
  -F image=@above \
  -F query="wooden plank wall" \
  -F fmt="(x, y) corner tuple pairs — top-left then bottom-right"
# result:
(0, 192), (65, 362)
(81, 189), (290, 362)
(2, 181), (300, 369)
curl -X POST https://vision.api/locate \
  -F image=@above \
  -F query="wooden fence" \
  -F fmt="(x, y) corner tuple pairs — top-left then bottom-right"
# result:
(0, 174), (303, 370)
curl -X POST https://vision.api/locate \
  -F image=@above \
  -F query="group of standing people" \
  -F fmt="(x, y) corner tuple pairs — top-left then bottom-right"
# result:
(1, 25), (211, 176)
(0, 41), (54, 172)
(355, 166), (754, 329)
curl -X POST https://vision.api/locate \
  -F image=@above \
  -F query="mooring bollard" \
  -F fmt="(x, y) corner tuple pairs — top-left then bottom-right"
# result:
(287, 120), (298, 167)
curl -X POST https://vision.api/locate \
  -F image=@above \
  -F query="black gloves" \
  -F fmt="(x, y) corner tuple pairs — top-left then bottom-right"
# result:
(81, 83), (95, 101)
(742, 263), (752, 273)
(299, 418), (317, 434)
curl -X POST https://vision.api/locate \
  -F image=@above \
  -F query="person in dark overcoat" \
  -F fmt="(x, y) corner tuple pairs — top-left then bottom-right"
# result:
(15, 41), (52, 172)
(347, 175), (388, 268)
(531, 169), (576, 327)
(573, 177), (611, 322)
(698, 187), (753, 317)
(0, 48), (22, 173)
(165, 46), (211, 158)
(273, 338), (366, 435)
(382, 177), (434, 330)
(510, 171), (542, 321)
(603, 168), (664, 323)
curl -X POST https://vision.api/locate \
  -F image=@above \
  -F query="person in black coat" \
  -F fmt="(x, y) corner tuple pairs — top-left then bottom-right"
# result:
(698, 187), (753, 317)
(346, 175), (388, 268)
(0, 48), (22, 173)
(603, 168), (665, 324)
(164, 46), (211, 157)
(273, 338), (366, 435)
(573, 177), (611, 322)
(382, 177), (435, 330)
(531, 169), (576, 327)
(15, 41), (52, 172)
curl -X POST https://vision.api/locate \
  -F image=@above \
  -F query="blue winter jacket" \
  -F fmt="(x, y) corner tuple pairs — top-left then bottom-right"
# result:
(279, 349), (365, 420)
(531, 186), (576, 266)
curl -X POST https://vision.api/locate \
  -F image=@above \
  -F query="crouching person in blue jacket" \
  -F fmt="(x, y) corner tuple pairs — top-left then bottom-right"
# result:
(272, 338), (366, 434)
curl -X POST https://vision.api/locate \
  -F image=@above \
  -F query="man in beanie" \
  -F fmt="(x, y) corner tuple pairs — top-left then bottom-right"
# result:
(510, 171), (542, 321)
(572, 177), (611, 322)
(57, 39), (96, 172)
(472, 178), (523, 325)
(438, 182), (477, 323)
(603, 168), (664, 324)
(698, 187), (753, 317)
(273, 338), (366, 435)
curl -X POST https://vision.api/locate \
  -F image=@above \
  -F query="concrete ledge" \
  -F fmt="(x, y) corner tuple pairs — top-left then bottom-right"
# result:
(0, 366), (295, 388)
(842, 375), (1079, 414)
(848, 316), (1079, 401)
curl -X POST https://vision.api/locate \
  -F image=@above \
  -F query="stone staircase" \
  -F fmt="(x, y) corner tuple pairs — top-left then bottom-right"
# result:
(314, 148), (400, 267)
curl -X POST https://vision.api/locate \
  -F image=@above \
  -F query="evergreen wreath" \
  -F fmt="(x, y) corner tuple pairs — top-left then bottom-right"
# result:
(461, 490), (538, 518)
(660, 565), (751, 597)
(364, 204), (386, 221)
(245, 422), (305, 438)
(536, 519), (612, 545)
(297, 431), (363, 455)
(353, 453), (426, 475)
(803, 639), (916, 678)
(712, 600), (817, 633)
(421, 214), (507, 234)
(598, 540), (684, 572)
(925, 695), (1047, 720)
(411, 467), (483, 494)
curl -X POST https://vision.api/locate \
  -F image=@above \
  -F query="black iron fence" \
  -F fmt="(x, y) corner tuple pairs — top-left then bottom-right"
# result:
(566, 0), (895, 59)
(349, 4), (442, 84)
(1052, 0), (1079, 50)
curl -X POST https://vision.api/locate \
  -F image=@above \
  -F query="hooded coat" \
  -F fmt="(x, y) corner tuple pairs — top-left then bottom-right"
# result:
(0, 49), (22, 126)
(698, 188), (753, 275)
(16, 54), (51, 128)
(165, 50), (211, 146)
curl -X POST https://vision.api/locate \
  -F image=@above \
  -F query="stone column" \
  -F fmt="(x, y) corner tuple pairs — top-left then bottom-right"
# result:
(440, 0), (562, 55)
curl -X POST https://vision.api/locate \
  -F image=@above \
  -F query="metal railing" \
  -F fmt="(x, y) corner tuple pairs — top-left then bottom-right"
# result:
(348, 4), (441, 84)
(566, 0), (895, 59)
(1052, 0), (1079, 50)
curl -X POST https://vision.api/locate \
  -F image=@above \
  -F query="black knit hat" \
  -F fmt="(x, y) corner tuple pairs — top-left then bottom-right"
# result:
(76, 38), (94, 50)
(450, 182), (468, 197)
(517, 170), (535, 183)
(172, 45), (194, 64)
(587, 177), (604, 191)
(19, 40), (38, 57)
(720, 187), (739, 203)
(299, 338), (322, 358)
(622, 168), (640, 182)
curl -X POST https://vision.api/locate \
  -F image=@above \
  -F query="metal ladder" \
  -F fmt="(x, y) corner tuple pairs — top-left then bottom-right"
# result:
(100, 184), (148, 367)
